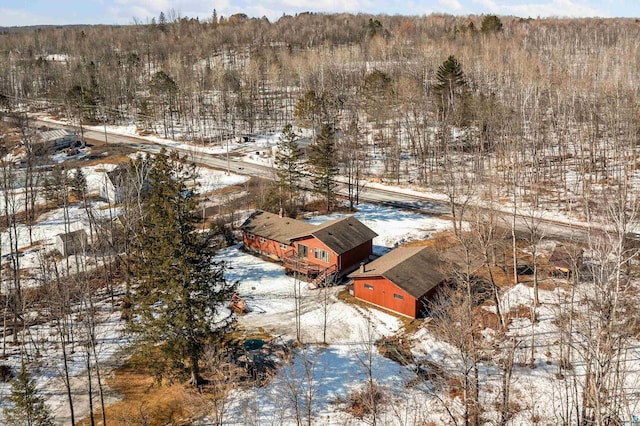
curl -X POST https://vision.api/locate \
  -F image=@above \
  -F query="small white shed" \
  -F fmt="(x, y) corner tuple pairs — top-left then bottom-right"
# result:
(55, 229), (88, 256)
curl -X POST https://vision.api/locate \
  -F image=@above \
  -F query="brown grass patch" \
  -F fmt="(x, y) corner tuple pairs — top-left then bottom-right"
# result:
(473, 265), (513, 289)
(518, 277), (557, 292)
(404, 230), (458, 249)
(505, 305), (537, 325)
(474, 306), (500, 331)
(79, 353), (205, 426)
(204, 184), (245, 197)
(304, 199), (331, 215)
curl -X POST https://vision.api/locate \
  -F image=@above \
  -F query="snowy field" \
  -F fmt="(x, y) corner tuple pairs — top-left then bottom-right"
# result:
(0, 148), (252, 423)
(37, 115), (614, 229)
(12, 118), (639, 424)
(0, 286), (129, 424)
(213, 205), (460, 424)
(305, 202), (455, 253)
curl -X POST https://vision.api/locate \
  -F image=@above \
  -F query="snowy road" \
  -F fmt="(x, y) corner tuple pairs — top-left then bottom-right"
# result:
(33, 119), (596, 243)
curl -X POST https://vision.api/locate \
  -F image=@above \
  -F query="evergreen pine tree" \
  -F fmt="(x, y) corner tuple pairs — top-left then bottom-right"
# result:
(128, 149), (236, 385)
(274, 123), (304, 212)
(158, 11), (168, 32)
(294, 90), (321, 129)
(3, 362), (54, 426)
(481, 15), (503, 34)
(43, 166), (68, 206)
(434, 55), (468, 122)
(309, 124), (338, 213)
(71, 167), (87, 202)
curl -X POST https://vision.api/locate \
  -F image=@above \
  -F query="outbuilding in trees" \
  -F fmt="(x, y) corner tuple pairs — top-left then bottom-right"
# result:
(55, 229), (88, 257)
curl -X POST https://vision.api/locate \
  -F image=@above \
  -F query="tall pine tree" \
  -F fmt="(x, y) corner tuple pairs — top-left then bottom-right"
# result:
(71, 167), (87, 202)
(309, 124), (338, 213)
(274, 123), (304, 212)
(128, 149), (235, 385)
(434, 55), (468, 122)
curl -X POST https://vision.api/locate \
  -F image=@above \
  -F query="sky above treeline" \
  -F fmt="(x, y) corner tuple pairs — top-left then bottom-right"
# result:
(0, 0), (636, 27)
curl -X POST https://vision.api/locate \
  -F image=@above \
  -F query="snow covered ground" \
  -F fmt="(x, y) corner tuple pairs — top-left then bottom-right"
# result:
(9, 117), (639, 424)
(0, 149), (253, 422)
(35, 114), (606, 230)
(305, 202), (455, 253)
(213, 205), (461, 424)
(196, 166), (250, 195)
(0, 286), (129, 424)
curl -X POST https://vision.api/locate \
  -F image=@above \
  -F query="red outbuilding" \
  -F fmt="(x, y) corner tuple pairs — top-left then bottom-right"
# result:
(349, 246), (447, 318)
(241, 210), (377, 286)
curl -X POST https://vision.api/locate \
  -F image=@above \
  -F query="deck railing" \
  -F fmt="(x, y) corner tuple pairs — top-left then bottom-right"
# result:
(282, 254), (325, 276)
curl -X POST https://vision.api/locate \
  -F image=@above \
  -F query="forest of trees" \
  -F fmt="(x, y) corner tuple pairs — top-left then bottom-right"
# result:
(1, 11), (640, 425)
(1, 12), (639, 221)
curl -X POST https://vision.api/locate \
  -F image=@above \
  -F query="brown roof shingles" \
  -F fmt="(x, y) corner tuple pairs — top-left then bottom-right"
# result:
(240, 211), (316, 245)
(349, 246), (447, 299)
(241, 211), (378, 253)
(295, 216), (378, 255)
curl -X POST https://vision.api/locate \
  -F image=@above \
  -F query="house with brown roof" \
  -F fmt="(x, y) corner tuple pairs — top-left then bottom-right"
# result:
(349, 246), (449, 318)
(241, 210), (377, 286)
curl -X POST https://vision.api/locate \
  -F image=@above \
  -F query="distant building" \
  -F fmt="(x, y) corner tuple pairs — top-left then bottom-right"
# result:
(55, 229), (88, 256)
(100, 164), (129, 204)
(36, 129), (82, 151)
(100, 161), (150, 204)
(241, 210), (377, 287)
(349, 246), (449, 318)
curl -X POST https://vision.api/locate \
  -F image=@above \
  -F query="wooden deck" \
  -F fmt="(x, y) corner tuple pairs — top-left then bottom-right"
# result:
(281, 250), (339, 288)
(282, 254), (326, 277)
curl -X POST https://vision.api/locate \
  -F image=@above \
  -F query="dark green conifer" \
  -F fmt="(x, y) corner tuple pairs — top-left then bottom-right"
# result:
(128, 149), (236, 385)
(274, 123), (304, 212)
(3, 361), (54, 426)
(309, 124), (338, 212)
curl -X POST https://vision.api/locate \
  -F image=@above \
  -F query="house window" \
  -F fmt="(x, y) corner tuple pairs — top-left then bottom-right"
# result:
(393, 293), (404, 300)
(314, 248), (330, 262)
(246, 232), (255, 239)
(280, 243), (288, 250)
(259, 237), (266, 243)
(364, 283), (374, 290)
(298, 244), (308, 258)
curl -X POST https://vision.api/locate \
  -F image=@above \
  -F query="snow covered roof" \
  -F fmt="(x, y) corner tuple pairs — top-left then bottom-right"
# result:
(349, 246), (446, 299)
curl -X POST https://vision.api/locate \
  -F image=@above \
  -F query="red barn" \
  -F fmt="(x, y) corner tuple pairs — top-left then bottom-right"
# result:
(241, 210), (377, 286)
(349, 246), (447, 318)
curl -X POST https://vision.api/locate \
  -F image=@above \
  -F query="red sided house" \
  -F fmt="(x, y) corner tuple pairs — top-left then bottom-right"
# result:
(349, 246), (447, 318)
(241, 210), (377, 286)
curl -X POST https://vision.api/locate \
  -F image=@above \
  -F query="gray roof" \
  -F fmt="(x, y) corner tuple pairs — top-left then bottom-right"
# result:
(39, 129), (76, 142)
(300, 216), (378, 255)
(349, 246), (446, 299)
(57, 229), (87, 243)
(240, 211), (316, 245)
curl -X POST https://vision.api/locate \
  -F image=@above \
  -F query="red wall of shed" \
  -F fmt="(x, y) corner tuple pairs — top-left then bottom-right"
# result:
(353, 276), (420, 318)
